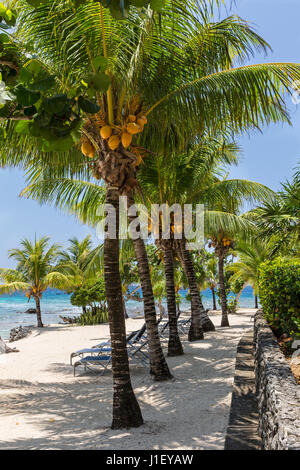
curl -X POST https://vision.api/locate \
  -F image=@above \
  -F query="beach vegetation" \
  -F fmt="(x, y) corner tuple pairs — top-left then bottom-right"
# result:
(0, 0), (300, 429)
(258, 258), (300, 340)
(0, 237), (71, 327)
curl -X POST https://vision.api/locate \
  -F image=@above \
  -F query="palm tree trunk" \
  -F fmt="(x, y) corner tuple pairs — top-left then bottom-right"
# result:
(128, 194), (172, 380)
(104, 187), (143, 429)
(35, 296), (43, 328)
(211, 287), (217, 310)
(218, 252), (230, 327)
(177, 240), (214, 338)
(163, 246), (184, 357)
(255, 295), (258, 309)
(122, 296), (128, 319)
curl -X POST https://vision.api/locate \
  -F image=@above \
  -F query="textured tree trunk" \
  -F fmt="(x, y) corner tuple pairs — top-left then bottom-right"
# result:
(255, 295), (258, 309)
(35, 296), (43, 328)
(128, 194), (172, 380)
(163, 246), (184, 357)
(104, 187), (143, 429)
(211, 287), (217, 311)
(177, 240), (214, 338)
(122, 296), (128, 319)
(218, 252), (230, 327)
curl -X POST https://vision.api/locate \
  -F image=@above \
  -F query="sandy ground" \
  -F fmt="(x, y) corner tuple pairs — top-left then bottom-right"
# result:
(0, 309), (256, 450)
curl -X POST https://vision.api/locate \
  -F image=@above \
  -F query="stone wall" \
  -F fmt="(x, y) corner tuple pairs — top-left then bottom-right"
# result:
(254, 311), (300, 450)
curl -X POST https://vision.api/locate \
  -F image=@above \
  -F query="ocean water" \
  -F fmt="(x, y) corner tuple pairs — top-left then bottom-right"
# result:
(0, 286), (257, 340)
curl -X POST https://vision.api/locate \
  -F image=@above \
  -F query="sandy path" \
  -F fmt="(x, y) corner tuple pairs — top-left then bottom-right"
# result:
(0, 309), (255, 450)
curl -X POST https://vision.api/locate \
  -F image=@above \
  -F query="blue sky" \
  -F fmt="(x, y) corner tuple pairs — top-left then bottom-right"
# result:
(0, 0), (299, 267)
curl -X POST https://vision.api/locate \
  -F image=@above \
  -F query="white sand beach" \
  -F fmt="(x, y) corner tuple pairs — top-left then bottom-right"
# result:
(0, 309), (256, 450)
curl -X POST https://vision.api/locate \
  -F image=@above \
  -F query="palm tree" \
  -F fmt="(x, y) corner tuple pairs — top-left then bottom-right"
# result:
(2, 0), (300, 429)
(0, 237), (70, 327)
(228, 237), (271, 309)
(57, 235), (101, 313)
(137, 139), (238, 340)
(196, 252), (218, 310)
(205, 187), (274, 326)
(246, 164), (300, 257)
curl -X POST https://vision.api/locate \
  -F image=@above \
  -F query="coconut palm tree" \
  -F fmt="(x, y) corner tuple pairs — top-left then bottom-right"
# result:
(228, 237), (271, 309)
(0, 237), (70, 327)
(246, 164), (300, 258)
(2, 0), (300, 429)
(196, 252), (218, 310)
(205, 192), (273, 327)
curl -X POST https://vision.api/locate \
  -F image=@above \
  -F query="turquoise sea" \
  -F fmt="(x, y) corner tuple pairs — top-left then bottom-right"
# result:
(0, 286), (257, 340)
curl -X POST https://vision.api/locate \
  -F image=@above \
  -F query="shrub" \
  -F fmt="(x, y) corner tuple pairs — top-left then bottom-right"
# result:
(70, 279), (107, 313)
(78, 307), (109, 326)
(227, 295), (238, 313)
(70, 279), (108, 325)
(258, 258), (300, 338)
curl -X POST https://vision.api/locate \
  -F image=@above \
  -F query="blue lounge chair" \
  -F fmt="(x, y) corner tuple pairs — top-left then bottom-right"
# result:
(73, 336), (149, 376)
(70, 327), (144, 365)
(73, 355), (112, 376)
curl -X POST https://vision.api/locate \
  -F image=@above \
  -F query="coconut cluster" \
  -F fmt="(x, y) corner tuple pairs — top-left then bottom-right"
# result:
(100, 113), (148, 151)
(80, 112), (148, 161)
(222, 237), (232, 247)
(208, 237), (232, 249)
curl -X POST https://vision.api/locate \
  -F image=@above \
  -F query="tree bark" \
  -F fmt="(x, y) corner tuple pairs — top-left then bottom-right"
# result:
(255, 295), (258, 309)
(218, 252), (230, 327)
(128, 194), (172, 380)
(122, 296), (128, 319)
(211, 287), (217, 311)
(104, 187), (143, 429)
(177, 240), (214, 338)
(35, 296), (43, 328)
(163, 246), (184, 357)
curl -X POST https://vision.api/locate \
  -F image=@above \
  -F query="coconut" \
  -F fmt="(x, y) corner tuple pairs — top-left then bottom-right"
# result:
(127, 122), (141, 135)
(108, 135), (120, 150)
(81, 141), (95, 158)
(121, 132), (132, 149)
(128, 114), (136, 122)
(139, 115), (147, 125)
(136, 118), (145, 130)
(100, 125), (112, 140)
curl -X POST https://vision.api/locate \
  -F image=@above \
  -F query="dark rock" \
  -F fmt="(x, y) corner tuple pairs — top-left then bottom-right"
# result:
(25, 308), (37, 314)
(9, 326), (32, 342)
(254, 311), (300, 450)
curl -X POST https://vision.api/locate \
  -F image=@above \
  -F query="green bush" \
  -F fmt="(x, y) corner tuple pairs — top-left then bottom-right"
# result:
(258, 258), (300, 338)
(78, 307), (109, 326)
(70, 279), (107, 313)
(227, 295), (238, 313)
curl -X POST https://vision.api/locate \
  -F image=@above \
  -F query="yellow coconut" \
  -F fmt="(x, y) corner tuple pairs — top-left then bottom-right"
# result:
(121, 131), (132, 148)
(128, 114), (136, 122)
(108, 135), (120, 151)
(81, 141), (95, 158)
(139, 115), (148, 125)
(136, 118), (145, 130)
(127, 122), (141, 135)
(100, 125), (112, 140)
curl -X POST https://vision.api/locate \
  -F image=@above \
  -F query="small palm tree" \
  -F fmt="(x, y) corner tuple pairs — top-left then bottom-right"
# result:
(247, 164), (300, 257)
(0, 237), (70, 327)
(229, 237), (272, 309)
(199, 253), (219, 310)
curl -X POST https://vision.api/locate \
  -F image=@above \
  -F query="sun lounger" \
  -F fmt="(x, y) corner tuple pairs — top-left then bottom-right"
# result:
(73, 335), (149, 376)
(70, 327), (143, 364)
(70, 323), (147, 364)
(73, 355), (112, 376)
